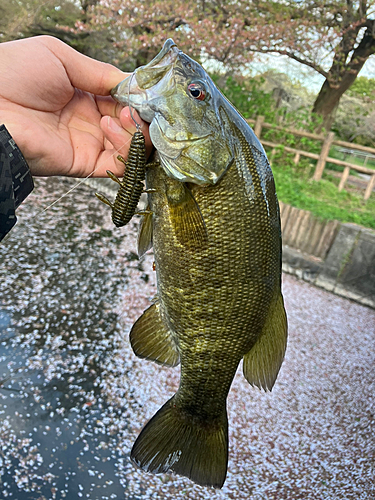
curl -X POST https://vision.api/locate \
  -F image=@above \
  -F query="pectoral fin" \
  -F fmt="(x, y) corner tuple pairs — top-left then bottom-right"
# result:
(167, 184), (208, 250)
(243, 293), (288, 391)
(137, 208), (153, 258)
(130, 301), (180, 366)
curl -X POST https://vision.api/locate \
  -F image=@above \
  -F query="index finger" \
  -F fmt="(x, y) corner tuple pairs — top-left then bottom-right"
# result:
(41, 35), (128, 95)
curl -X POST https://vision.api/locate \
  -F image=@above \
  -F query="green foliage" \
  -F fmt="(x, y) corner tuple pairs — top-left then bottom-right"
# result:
(346, 77), (375, 100)
(212, 75), (276, 122)
(215, 74), (375, 229)
(214, 73), (323, 154)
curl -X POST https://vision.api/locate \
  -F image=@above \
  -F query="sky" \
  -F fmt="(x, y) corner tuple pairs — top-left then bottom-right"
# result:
(251, 53), (375, 94)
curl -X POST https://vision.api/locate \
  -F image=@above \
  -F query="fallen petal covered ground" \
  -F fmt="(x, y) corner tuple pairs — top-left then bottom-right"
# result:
(0, 178), (374, 500)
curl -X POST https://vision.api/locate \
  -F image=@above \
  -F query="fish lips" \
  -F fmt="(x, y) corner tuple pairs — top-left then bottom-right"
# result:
(111, 76), (155, 123)
(111, 38), (179, 122)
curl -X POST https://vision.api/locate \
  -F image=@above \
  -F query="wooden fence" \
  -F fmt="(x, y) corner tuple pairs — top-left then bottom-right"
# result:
(248, 116), (375, 201)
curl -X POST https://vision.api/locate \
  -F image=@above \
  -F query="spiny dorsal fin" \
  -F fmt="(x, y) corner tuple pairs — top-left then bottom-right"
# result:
(243, 293), (288, 391)
(130, 301), (180, 366)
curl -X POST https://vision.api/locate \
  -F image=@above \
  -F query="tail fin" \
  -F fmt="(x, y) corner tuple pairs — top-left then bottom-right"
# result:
(131, 395), (228, 488)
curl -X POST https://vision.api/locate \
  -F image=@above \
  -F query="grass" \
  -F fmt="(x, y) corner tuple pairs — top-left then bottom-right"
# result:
(270, 151), (375, 229)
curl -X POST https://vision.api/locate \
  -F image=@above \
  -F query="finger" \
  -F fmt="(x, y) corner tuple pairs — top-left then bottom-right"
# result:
(41, 36), (128, 95)
(94, 110), (153, 178)
(96, 95), (123, 119)
(101, 115), (136, 151)
(91, 116), (134, 177)
(101, 108), (152, 156)
(96, 99), (153, 157)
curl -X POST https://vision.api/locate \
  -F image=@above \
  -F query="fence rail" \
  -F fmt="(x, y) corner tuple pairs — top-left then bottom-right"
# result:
(248, 116), (375, 201)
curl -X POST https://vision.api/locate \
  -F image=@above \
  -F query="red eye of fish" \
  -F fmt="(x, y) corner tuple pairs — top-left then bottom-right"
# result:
(187, 83), (206, 101)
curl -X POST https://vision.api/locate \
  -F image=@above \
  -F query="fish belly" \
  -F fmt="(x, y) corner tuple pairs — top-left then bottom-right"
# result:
(150, 154), (281, 392)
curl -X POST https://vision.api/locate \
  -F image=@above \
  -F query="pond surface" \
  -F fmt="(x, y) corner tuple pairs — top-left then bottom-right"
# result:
(0, 178), (374, 500)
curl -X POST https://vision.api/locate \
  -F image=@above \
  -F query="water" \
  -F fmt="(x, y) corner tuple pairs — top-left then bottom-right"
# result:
(0, 178), (150, 499)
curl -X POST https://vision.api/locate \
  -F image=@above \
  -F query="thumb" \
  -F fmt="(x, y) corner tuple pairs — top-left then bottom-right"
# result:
(101, 107), (152, 161)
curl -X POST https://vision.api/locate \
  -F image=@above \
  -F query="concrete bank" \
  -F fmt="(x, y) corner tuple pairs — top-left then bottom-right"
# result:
(280, 202), (375, 309)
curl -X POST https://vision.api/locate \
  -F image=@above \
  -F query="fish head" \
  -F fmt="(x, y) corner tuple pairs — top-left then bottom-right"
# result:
(111, 39), (234, 185)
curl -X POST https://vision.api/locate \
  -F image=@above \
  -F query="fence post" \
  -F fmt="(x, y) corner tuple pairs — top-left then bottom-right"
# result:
(293, 152), (300, 165)
(254, 115), (265, 138)
(364, 173), (375, 201)
(338, 166), (350, 192)
(313, 131), (335, 181)
(269, 148), (276, 166)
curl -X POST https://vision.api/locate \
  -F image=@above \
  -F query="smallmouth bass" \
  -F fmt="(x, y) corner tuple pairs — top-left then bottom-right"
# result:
(111, 39), (288, 489)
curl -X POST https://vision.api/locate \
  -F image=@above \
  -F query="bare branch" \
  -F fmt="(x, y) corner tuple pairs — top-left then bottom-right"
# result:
(251, 47), (330, 79)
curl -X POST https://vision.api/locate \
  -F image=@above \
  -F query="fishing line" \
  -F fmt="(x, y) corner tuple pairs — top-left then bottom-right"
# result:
(41, 71), (142, 212)
(0, 134), (134, 245)
(128, 72), (141, 131)
(42, 135), (133, 212)
(1, 11), (141, 241)
(42, 175), (97, 213)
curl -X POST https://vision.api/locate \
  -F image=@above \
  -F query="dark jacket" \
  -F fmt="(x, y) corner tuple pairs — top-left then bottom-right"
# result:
(0, 125), (34, 242)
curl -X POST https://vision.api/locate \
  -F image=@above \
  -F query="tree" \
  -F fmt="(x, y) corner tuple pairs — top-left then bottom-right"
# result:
(0, 0), (113, 61)
(3, 1), (373, 130)
(0, 0), (81, 42)
(85, 0), (375, 130)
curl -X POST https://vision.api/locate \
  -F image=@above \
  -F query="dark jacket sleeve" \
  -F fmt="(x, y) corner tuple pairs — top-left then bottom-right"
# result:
(0, 125), (34, 241)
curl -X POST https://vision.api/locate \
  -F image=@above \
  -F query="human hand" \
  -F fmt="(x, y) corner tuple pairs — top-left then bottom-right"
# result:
(0, 36), (152, 177)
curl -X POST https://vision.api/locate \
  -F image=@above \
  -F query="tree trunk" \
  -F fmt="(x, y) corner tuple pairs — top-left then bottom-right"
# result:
(312, 27), (375, 132)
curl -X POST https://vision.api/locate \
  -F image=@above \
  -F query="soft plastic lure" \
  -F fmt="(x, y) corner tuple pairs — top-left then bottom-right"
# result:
(96, 130), (147, 227)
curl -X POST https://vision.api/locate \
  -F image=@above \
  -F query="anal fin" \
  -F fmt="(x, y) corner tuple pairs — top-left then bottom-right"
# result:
(243, 293), (288, 391)
(130, 301), (179, 366)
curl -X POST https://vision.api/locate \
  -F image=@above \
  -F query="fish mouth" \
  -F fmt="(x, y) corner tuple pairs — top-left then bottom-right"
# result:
(111, 39), (179, 111)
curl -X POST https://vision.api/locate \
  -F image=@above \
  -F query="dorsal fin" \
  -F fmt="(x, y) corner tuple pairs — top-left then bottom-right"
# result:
(243, 293), (288, 391)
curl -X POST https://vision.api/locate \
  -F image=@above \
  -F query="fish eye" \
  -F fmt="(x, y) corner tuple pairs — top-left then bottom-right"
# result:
(187, 82), (206, 101)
